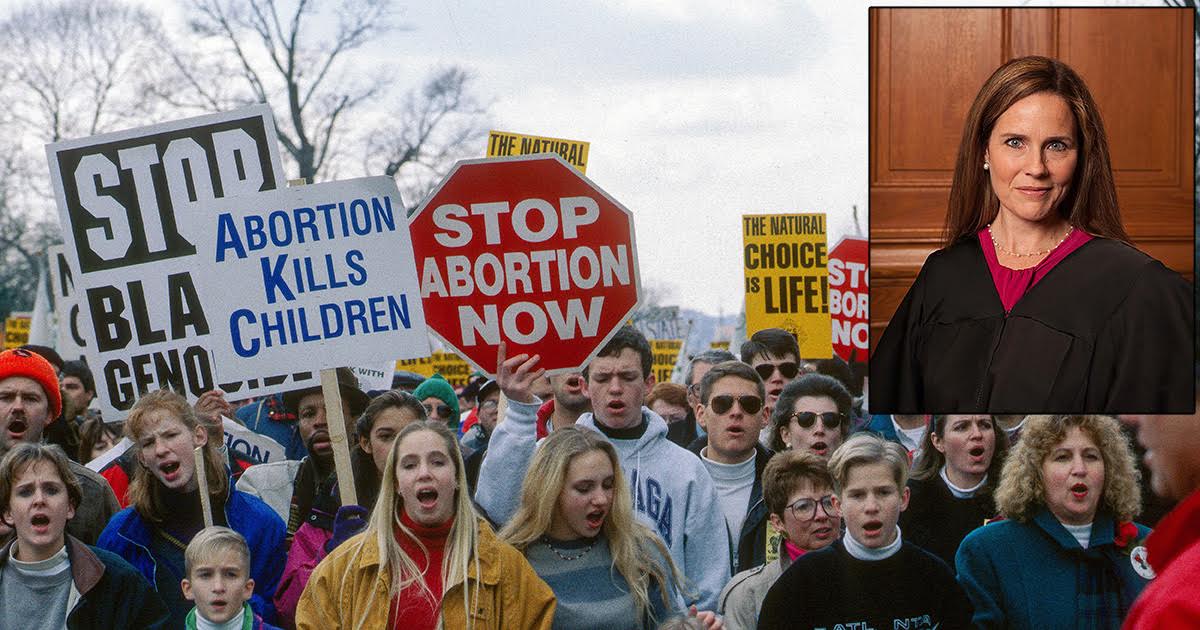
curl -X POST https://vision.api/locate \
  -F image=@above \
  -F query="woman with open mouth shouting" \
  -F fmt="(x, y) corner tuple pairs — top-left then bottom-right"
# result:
(957, 415), (1153, 629)
(0, 442), (169, 629)
(500, 427), (721, 629)
(900, 415), (1010, 567)
(296, 420), (555, 629)
(97, 390), (286, 629)
(768, 374), (852, 457)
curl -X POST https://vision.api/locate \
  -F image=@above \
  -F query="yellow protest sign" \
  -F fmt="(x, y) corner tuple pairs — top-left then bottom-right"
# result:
(486, 130), (589, 173)
(4, 314), (30, 349)
(650, 339), (684, 383)
(742, 213), (831, 358)
(710, 341), (730, 351)
(396, 351), (475, 388)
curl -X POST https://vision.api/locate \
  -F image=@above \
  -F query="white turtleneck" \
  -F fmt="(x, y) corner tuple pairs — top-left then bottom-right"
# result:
(195, 606), (246, 630)
(1061, 521), (1092, 549)
(940, 465), (987, 499)
(844, 525), (904, 561)
(700, 448), (757, 566)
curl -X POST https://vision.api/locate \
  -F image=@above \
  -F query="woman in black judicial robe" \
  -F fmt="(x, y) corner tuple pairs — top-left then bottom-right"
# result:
(871, 56), (1193, 414)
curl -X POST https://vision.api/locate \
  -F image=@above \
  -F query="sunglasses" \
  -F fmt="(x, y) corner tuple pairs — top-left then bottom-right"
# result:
(788, 411), (846, 429)
(422, 403), (454, 419)
(754, 361), (800, 380)
(708, 394), (764, 415)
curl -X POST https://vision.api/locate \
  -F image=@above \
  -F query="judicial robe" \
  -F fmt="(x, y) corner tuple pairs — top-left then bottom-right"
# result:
(871, 236), (1193, 413)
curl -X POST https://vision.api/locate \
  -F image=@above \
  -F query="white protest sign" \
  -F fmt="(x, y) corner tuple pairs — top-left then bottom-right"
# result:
(195, 176), (430, 381)
(86, 437), (132, 472)
(47, 106), (321, 418)
(222, 416), (285, 464)
(350, 363), (395, 393)
(47, 245), (87, 361)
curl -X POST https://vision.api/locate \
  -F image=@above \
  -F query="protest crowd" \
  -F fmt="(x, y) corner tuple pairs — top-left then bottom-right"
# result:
(0, 322), (1197, 629)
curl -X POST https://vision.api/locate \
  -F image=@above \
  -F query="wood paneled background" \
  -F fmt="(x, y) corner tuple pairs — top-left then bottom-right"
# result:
(870, 8), (1195, 351)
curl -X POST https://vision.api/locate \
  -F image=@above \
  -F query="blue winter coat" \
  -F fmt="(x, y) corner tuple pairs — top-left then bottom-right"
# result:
(956, 507), (1153, 629)
(97, 488), (286, 624)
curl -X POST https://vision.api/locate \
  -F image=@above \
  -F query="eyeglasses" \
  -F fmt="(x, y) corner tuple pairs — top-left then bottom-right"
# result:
(754, 361), (799, 381)
(423, 403), (454, 419)
(479, 400), (498, 410)
(787, 495), (837, 521)
(707, 394), (763, 415)
(788, 411), (847, 430)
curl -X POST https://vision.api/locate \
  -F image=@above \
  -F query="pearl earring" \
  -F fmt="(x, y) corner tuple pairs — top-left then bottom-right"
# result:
(983, 162), (990, 170)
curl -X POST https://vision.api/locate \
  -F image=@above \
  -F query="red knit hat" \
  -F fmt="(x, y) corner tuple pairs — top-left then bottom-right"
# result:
(0, 348), (63, 419)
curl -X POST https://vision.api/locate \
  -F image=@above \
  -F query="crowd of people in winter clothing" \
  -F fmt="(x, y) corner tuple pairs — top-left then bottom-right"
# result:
(0, 325), (1198, 629)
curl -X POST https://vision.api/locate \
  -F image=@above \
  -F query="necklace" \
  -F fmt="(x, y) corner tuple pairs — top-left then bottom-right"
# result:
(989, 224), (1073, 258)
(540, 536), (596, 561)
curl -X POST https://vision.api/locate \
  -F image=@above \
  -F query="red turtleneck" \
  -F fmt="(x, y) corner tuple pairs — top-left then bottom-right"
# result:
(388, 510), (454, 629)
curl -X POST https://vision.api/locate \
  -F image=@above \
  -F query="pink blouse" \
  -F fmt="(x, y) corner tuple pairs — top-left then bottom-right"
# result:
(977, 226), (1093, 312)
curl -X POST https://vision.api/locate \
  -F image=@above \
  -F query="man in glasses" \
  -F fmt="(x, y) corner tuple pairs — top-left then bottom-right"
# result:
(476, 326), (730, 610)
(718, 450), (842, 628)
(691, 360), (774, 574)
(739, 328), (804, 414)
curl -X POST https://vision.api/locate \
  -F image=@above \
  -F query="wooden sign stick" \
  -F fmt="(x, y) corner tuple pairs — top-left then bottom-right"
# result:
(322, 368), (359, 508)
(193, 446), (214, 528)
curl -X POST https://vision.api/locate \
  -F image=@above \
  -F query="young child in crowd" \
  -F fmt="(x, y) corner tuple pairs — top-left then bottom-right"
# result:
(183, 527), (282, 630)
(756, 432), (972, 629)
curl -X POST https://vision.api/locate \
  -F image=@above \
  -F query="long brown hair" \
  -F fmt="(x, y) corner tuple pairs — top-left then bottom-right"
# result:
(943, 56), (1129, 246)
(124, 390), (228, 523)
(910, 415), (1010, 496)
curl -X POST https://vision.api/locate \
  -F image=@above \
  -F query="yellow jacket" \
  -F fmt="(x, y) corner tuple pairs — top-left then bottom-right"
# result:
(296, 518), (555, 629)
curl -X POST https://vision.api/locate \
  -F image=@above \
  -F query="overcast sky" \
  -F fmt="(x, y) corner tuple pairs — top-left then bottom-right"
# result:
(370, 1), (868, 318)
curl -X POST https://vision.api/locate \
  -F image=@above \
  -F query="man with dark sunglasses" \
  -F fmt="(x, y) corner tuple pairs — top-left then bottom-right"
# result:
(412, 374), (461, 432)
(690, 360), (775, 574)
(740, 329), (804, 449)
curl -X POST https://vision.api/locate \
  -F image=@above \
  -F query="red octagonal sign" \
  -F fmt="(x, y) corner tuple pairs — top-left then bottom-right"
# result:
(410, 154), (641, 376)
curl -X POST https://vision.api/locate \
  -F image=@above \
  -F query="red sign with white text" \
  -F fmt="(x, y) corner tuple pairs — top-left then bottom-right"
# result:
(829, 237), (868, 363)
(410, 154), (641, 376)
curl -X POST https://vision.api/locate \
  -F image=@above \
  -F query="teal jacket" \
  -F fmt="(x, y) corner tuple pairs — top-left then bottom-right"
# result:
(956, 507), (1152, 629)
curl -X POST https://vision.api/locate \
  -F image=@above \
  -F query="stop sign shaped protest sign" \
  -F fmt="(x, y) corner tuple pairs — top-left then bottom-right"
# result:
(828, 237), (869, 363)
(410, 154), (641, 375)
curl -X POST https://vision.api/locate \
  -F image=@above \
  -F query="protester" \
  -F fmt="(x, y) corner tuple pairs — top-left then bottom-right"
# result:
(413, 374), (461, 431)
(59, 360), (97, 425)
(460, 379), (498, 460)
(0, 348), (119, 544)
(183, 527), (282, 630)
(500, 427), (695, 629)
(1122, 392), (1200, 628)
(77, 417), (121, 464)
(757, 433), (972, 629)
(647, 382), (693, 447)
(688, 360), (772, 573)
(461, 379), (499, 493)
(899, 414), (1009, 567)
(273, 390), (427, 629)
(767, 374), (850, 456)
(0, 442), (169, 629)
(738, 329), (801, 417)
(97, 389), (286, 628)
(475, 328), (731, 610)
(236, 368), (369, 536)
(534, 371), (593, 440)
(718, 450), (841, 630)
(956, 415), (1150, 629)
(295, 420), (556, 629)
